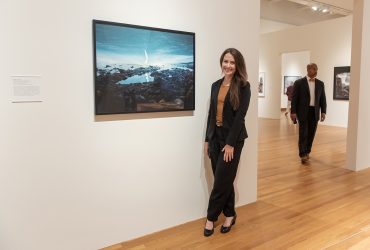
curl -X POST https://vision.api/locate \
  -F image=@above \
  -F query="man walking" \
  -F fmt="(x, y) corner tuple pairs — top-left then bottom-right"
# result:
(290, 63), (327, 163)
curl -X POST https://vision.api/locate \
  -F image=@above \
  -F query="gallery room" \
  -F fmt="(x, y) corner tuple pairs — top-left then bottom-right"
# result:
(1, 0), (370, 249)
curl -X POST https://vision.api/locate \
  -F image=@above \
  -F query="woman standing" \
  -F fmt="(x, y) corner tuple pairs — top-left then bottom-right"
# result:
(204, 48), (251, 237)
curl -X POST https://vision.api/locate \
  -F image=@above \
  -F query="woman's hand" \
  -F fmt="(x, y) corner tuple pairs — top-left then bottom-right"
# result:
(222, 144), (234, 162)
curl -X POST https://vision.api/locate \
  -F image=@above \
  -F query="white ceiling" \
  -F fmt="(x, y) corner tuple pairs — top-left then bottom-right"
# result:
(261, 0), (353, 26)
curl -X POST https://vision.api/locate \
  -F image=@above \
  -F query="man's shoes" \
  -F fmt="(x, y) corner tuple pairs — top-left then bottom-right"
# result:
(220, 215), (237, 234)
(204, 220), (214, 237)
(301, 155), (309, 163)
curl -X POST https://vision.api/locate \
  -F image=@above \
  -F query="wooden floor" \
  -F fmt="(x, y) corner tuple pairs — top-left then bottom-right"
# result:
(103, 115), (370, 249)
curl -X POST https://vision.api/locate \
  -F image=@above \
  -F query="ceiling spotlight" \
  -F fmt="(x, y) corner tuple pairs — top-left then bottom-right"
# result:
(311, 6), (318, 11)
(322, 9), (328, 13)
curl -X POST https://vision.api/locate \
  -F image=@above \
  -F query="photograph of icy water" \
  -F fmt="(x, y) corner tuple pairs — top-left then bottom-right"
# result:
(93, 20), (195, 115)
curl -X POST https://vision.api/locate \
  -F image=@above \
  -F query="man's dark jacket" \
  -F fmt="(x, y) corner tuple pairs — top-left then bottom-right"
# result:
(291, 77), (327, 122)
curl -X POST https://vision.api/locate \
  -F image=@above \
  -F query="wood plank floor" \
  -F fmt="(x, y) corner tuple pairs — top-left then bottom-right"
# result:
(102, 115), (370, 249)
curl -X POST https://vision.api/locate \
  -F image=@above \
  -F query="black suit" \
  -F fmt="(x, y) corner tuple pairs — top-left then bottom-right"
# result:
(205, 78), (251, 221)
(291, 77), (327, 157)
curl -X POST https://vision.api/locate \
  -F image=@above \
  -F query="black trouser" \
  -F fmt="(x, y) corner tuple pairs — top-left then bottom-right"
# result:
(298, 107), (318, 157)
(207, 126), (244, 222)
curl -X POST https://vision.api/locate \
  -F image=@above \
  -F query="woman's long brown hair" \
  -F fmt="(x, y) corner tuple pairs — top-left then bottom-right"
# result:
(220, 48), (248, 110)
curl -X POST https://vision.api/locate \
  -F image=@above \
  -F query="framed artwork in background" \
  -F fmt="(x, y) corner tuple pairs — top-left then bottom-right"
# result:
(258, 72), (265, 97)
(333, 66), (350, 100)
(283, 76), (301, 94)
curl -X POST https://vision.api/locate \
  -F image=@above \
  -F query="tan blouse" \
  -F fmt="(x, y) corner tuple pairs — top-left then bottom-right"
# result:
(216, 84), (230, 126)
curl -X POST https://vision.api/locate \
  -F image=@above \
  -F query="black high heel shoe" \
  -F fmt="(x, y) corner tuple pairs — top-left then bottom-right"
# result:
(220, 215), (237, 234)
(203, 220), (214, 237)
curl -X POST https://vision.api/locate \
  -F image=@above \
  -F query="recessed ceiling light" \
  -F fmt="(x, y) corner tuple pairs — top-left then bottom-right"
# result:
(311, 6), (318, 11)
(322, 9), (328, 13)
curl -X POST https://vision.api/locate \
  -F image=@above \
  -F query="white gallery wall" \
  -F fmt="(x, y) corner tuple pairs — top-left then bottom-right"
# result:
(346, 0), (370, 171)
(0, 0), (259, 250)
(259, 15), (352, 127)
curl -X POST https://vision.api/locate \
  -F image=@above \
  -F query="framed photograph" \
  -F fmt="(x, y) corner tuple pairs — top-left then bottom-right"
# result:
(283, 76), (300, 94)
(93, 20), (195, 115)
(258, 72), (265, 97)
(333, 66), (350, 100)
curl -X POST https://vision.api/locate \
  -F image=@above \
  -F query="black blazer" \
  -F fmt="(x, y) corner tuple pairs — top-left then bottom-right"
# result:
(205, 78), (251, 147)
(291, 77), (327, 122)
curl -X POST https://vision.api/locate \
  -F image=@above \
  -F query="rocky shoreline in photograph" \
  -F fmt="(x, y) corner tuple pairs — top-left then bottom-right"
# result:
(95, 64), (194, 114)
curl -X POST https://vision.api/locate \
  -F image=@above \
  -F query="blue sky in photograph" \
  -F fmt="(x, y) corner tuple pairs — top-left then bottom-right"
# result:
(95, 23), (194, 67)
